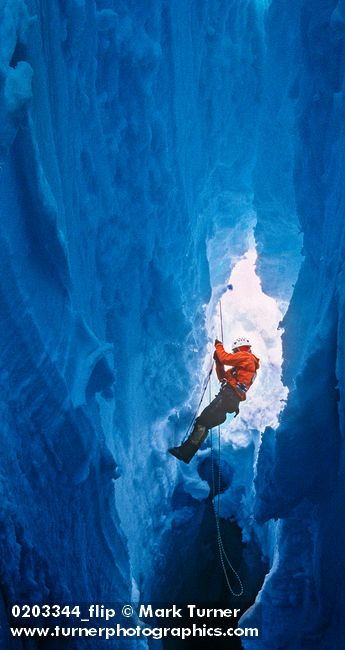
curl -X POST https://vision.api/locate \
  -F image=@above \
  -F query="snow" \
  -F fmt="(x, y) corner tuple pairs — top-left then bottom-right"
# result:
(208, 247), (288, 443)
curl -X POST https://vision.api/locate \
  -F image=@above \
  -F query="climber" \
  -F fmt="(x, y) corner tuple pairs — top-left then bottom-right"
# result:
(168, 337), (260, 464)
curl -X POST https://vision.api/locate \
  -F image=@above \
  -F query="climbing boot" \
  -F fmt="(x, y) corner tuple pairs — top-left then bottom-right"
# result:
(168, 423), (208, 464)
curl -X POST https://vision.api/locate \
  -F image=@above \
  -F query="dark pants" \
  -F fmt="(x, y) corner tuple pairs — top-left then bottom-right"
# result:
(196, 383), (240, 429)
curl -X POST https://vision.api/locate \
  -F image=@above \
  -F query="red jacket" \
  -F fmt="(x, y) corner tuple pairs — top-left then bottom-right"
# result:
(214, 342), (260, 401)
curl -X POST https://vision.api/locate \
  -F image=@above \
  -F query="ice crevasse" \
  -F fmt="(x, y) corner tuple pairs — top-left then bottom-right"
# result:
(0, 1), (344, 649)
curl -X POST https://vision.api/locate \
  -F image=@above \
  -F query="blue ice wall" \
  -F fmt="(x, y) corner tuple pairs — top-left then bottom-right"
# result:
(252, 0), (302, 304)
(0, 1), (271, 647)
(1, 0), (344, 649)
(242, 1), (345, 648)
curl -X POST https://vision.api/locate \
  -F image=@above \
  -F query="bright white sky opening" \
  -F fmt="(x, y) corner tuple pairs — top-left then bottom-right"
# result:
(205, 248), (288, 448)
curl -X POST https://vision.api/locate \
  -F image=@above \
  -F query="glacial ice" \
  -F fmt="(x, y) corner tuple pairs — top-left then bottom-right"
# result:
(0, 1), (344, 649)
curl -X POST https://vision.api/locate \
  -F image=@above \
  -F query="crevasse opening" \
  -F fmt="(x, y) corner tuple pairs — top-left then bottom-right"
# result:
(206, 246), (288, 448)
(147, 238), (291, 633)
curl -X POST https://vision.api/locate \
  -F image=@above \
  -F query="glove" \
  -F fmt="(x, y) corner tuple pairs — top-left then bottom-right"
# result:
(214, 339), (222, 346)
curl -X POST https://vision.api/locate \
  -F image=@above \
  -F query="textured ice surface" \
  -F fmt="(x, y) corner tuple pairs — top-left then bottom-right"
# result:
(0, 2), (271, 646)
(241, 2), (345, 648)
(0, 1), (343, 649)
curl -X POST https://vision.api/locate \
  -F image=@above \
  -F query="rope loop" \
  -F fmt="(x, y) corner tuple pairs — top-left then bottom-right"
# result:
(210, 426), (244, 598)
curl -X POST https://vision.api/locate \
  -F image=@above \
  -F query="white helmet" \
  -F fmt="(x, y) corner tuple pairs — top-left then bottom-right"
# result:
(232, 336), (251, 351)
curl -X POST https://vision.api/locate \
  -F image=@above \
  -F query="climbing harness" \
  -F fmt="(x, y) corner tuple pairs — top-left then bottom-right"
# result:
(230, 367), (248, 397)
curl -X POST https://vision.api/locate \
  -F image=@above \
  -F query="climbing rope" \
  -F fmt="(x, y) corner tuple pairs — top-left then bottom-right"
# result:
(209, 299), (244, 597)
(183, 295), (224, 442)
(182, 294), (244, 596)
(210, 425), (244, 597)
(219, 298), (224, 342)
(181, 362), (213, 443)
